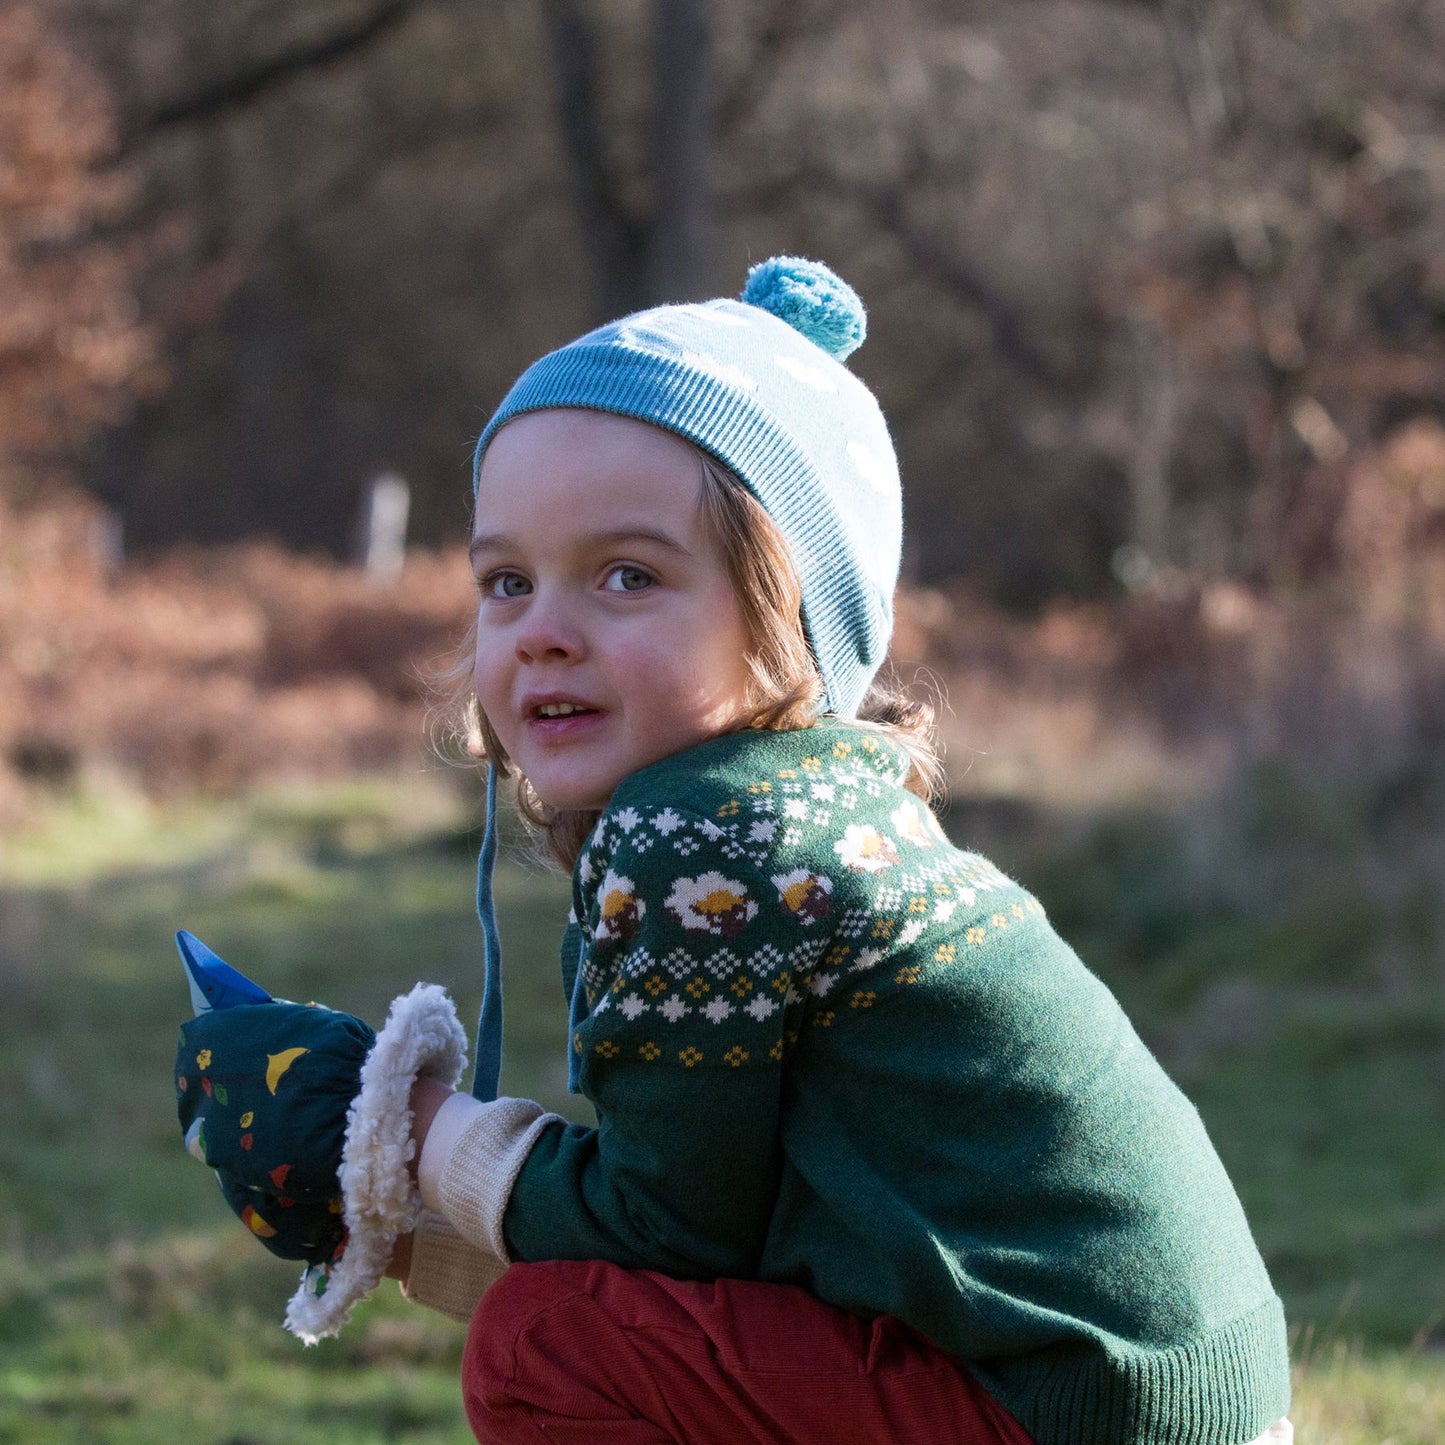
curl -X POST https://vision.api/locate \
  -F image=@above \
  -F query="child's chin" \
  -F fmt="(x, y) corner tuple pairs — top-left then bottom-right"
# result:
(531, 775), (618, 813)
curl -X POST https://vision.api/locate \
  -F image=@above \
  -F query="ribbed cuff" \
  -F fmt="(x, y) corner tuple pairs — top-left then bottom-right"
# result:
(417, 1092), (488, 1212)
(400, 1208), (509, 1323)
(983, 1296), (1291, 1445)
(436, 1097), (559, 1260)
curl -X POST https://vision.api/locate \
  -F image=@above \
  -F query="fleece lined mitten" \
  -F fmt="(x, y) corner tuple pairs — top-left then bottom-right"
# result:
(174, 936), (469, 1341)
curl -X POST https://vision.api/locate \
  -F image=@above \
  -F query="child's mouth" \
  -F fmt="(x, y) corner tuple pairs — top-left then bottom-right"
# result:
(527, 699), (604, 735)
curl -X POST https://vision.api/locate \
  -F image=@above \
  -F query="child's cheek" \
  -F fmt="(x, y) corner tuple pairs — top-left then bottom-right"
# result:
(471, 646), (515, 748)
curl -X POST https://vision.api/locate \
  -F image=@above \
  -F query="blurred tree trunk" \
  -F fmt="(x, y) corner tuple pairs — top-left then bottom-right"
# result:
(647, 0), (712, 302)
(1129, 317), (1189, 570)
(543, 0), (713, 316)
(1158, 0), (1301, 578)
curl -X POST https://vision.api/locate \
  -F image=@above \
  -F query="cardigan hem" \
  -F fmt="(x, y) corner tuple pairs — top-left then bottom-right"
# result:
(977, 1296), (1290, 1445)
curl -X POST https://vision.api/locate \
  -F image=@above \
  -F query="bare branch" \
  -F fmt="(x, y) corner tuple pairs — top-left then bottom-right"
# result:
(841, 157), (1073, 394)
(713, 1), (845, 142)
(120, 0), (422, 154)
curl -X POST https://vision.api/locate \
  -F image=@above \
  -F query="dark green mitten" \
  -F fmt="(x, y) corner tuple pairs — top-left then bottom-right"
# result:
(176, 1002), (375, 1265)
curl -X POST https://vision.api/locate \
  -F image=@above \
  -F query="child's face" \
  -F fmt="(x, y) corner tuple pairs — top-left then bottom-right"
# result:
(471, 410), (755, 811)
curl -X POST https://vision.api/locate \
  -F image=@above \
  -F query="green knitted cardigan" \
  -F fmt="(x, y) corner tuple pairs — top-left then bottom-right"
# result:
(503, 721), (1290, 1445)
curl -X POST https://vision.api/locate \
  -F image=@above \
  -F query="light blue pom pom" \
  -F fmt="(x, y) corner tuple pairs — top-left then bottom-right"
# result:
(741, 255), (867, 361)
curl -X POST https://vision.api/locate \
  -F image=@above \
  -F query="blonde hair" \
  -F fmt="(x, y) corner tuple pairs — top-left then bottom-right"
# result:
(456, 450), (941, 870)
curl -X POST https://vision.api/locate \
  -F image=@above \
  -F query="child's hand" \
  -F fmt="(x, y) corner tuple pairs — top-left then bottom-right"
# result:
(175, 1001), (376, 1265)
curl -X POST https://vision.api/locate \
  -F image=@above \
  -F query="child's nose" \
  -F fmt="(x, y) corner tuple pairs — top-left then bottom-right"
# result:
(514, 598), (586, 664)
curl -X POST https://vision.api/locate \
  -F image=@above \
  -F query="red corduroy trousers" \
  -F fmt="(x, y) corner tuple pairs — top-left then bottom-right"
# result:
(462, 1259), (1036, 1444)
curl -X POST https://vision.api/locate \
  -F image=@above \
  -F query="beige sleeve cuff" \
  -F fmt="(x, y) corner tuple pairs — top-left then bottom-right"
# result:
(417, 1091), (489, 1211)
(400, 1209), (508, 1322)
(432, 1095), (559, 1260)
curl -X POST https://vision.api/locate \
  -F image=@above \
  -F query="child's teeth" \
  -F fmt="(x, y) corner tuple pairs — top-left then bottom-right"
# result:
(541, 703), (578, 717)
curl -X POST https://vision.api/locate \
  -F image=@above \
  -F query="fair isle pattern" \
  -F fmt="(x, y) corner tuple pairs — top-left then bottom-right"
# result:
(567, 724), (1040, 1073)
(510, 717), (1293, 1445)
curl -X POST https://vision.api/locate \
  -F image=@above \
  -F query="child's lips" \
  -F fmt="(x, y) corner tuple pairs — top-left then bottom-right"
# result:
(524, 700), (606, 740)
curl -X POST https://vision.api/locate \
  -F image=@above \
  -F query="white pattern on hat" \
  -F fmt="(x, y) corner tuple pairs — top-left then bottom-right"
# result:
(847, 438), (893, 492)
(686, 303), (752, 327)
(681, 351), (758, 391)
(774, 354), (839, 392)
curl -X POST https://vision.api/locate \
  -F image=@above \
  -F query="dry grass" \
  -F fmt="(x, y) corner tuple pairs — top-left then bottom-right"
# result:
(901, 419), (1445, 807)
(2, 419), (1443, 832)
(0, 491), (474, 826)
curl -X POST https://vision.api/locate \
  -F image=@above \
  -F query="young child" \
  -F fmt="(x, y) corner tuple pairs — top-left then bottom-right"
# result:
(176, 257), (1292, 1445)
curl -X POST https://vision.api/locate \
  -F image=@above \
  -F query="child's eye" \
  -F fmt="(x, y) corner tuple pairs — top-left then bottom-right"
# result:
(482, 571), (531, 599)
(604, 565), (654, 593)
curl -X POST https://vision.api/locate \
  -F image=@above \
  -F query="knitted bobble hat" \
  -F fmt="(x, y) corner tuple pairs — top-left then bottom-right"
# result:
(473, 255), (901, 718)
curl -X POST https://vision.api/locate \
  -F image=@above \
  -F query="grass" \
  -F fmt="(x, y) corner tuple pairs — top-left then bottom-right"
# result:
(1, 765), (1442, 1441)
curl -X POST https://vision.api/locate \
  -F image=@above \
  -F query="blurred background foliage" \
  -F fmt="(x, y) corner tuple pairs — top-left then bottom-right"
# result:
(3, 0), (1443, 597)
(1, 0), (1443, 1440)
(1, 0), (1441, 811)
